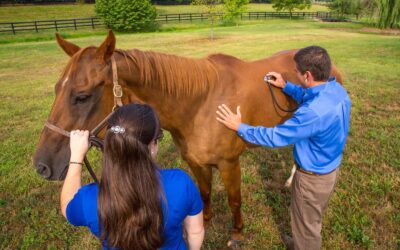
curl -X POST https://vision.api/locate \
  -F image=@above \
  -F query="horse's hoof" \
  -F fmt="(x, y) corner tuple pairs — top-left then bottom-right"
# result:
(227, 239), (242, 248)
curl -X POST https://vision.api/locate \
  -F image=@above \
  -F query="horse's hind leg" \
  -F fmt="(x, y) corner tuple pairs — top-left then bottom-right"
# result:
(218, 159), (244, 246)
(190, 165), (213, 224)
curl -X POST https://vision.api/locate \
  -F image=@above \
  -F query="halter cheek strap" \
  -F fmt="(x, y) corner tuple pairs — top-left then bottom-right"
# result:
(112, 56), (123, 110)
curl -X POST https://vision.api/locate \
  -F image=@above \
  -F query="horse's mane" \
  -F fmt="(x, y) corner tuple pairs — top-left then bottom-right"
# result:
(116, 49), (219, 97)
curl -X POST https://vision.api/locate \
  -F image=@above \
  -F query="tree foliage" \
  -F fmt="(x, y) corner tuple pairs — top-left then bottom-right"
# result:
(223, 0), (249, 24)
(191, 0), (223, 39)
(95, 0), (157, 31)
(375, 0), (400, 29)
(272, 0), (311, 17)
(329, 0), (400, 28)
(328, 0), (359, 17)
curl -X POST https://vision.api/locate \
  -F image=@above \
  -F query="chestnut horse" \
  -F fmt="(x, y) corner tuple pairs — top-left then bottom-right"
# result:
(33, 31), (342, 244)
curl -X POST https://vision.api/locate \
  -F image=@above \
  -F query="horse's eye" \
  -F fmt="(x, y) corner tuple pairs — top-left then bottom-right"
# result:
(74, 94), (91, 104)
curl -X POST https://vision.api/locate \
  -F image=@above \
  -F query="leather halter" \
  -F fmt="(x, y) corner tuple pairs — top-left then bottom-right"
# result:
(44, 56), (123, 183)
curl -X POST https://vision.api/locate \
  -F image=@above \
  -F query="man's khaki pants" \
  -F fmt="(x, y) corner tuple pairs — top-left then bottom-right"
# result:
(291, 168), (339, 250)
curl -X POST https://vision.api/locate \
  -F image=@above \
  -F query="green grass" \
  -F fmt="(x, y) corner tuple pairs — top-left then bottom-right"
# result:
(0, 19), (399, 249)
(0, 3), (328, 22)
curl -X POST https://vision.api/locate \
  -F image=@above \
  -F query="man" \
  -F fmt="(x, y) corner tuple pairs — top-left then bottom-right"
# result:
(216, 46), (351, 250)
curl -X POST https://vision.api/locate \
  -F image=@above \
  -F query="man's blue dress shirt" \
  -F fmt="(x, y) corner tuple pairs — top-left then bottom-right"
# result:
(237, 77), (351, 174)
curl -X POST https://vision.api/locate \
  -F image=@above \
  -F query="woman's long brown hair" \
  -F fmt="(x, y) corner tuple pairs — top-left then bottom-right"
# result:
(99, 104), (164, 250)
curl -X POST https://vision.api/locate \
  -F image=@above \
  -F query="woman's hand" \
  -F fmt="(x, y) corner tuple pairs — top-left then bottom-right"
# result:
(69, 130), (90, 162)
(216, 104), (242, 131)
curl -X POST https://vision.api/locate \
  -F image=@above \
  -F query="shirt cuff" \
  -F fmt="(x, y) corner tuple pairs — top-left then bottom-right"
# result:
(283, 81), (296, 95)
(237, 123), (253, 138)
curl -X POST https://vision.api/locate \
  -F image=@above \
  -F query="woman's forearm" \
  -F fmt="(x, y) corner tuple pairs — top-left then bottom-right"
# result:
(61, 130), (90, 218)
(187, 228), (205, 250)
(60, 159), (83, 218)
(184, 212), (204, 250)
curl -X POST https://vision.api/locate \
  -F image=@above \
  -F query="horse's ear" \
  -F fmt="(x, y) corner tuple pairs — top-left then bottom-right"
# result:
(96, 30), (116, 63)
(55, 33), (81, 57)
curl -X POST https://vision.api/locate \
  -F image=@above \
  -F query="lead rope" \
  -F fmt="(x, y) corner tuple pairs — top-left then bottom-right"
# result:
(83, 136), (104, 183)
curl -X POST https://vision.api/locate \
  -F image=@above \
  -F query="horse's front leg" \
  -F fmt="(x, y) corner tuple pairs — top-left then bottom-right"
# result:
(190, 165), (213, 224)
(218, 159), (244, 247)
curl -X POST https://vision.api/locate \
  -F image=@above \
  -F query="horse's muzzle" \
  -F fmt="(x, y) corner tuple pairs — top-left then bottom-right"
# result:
(36, 162), (52, 180)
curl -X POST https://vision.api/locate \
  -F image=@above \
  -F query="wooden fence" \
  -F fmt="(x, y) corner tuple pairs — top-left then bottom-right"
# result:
(0, 12), (340, 34)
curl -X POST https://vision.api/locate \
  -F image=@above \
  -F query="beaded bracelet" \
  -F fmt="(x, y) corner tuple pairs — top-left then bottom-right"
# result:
(69, 161), (83, 166)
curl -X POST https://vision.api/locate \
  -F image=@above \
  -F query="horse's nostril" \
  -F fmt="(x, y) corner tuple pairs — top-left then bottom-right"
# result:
(36, 162), (52, 179)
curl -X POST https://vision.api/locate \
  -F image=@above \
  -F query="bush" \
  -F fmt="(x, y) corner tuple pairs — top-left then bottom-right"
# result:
(95, 0), (158, 32)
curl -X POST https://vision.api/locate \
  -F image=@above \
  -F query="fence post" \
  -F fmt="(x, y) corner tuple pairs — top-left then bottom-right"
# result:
(54, 20), (58, 31)
(74, 19), (77, 30)
(190, 13), (192, 23)
(11, 23), (15, 35)
(165, 15), (168, 23)
(179, 14), (181, 23)
(91, 18), (95, 29)
(34, 21), (38, 32)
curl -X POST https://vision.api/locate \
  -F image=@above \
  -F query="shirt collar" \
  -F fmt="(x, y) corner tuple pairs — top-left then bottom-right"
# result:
(303, 77), (336, 102)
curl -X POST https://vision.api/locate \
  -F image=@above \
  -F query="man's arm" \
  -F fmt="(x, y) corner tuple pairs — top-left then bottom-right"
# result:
(266, 72), (304, 104)
(216, 104), (320, 148)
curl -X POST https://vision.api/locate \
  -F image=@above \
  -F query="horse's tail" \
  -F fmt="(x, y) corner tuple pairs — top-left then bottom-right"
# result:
(332, 64), (344, 85)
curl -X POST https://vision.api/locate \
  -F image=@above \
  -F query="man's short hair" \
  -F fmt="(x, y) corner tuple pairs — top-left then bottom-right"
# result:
(294, 46), (332, 82)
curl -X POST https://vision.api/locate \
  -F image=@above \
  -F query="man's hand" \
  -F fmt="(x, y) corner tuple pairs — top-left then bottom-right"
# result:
(265, 71), (286, 88)
(216, 104), (242, 131)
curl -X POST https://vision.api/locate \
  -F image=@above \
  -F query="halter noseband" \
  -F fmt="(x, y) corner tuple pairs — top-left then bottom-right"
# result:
(44, 56), (123, 183)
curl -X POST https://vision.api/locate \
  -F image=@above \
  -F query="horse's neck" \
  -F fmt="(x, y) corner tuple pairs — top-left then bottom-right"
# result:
(116, 50), (216, 130)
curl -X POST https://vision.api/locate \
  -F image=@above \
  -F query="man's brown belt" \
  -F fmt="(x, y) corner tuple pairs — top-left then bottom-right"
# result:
(295, 162), (336, 176)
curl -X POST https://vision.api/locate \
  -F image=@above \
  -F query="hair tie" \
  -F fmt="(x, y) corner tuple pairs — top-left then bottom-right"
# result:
(110, 125), (125, 134)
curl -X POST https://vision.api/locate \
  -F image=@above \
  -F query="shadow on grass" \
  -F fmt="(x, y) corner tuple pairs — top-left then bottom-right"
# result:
(253, 146), (294, 236)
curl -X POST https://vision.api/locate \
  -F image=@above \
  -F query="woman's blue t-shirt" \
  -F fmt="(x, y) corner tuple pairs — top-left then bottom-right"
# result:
(66, 169), (203, 250)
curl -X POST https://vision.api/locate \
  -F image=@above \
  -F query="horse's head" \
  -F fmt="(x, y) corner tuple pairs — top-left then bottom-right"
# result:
(33, 31), (118, 180)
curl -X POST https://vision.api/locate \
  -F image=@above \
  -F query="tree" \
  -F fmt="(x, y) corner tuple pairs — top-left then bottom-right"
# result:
(191, 0), (224, 39)
(329, 0), (399, 28)
(95, 0), (157, 32)
(376, 0), (400, 29)
(329, 0), (364, 19)
(223, 0), (249, 24)
(328, 0), (353, 18)
(272, 0), (312, 19)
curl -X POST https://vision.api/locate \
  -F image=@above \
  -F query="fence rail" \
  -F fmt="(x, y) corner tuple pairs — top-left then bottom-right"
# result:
(0, 12), (341, 34)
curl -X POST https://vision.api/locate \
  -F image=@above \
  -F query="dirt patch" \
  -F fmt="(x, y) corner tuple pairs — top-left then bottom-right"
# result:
(361, 27), (400, 35)
(326, 27), (400, 36)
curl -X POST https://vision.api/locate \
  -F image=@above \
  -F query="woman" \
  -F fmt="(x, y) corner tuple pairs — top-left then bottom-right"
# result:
(60, 104), (204, 250)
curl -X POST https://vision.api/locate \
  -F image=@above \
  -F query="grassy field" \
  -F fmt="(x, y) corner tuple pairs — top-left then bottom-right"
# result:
(0, 19), (399, 249)
(0, 3), (328, 22)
